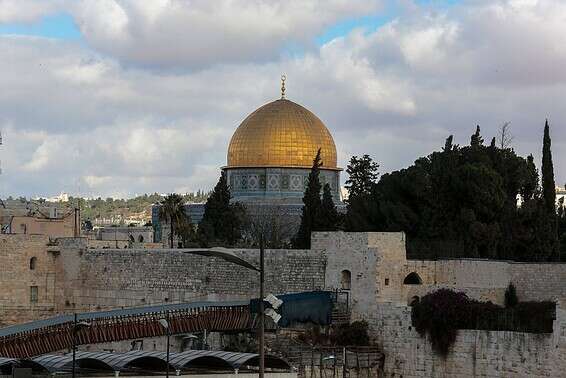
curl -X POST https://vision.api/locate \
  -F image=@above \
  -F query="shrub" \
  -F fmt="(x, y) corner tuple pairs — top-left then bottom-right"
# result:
(412, 289), (555, 357)
(332, 320), (370, 346)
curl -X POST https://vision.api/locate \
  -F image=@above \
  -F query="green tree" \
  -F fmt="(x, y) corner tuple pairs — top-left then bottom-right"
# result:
(198, 172), (244, 246)
(470, 125), (484, 147)
(317, 183), (340, 231)
(345, 155), (379, 201)
(293, 149), (323, 249)
(343, 124), (561, 261)
(344, 154), (381, 232)
(159, 193), (189, 248)
(542, 120), (556, 214)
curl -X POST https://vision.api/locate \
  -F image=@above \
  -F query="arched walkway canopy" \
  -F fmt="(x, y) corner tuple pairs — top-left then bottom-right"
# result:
(31, 354), (73, 373)
(27, 350), (290, 373)
(0, 357), (17, 374)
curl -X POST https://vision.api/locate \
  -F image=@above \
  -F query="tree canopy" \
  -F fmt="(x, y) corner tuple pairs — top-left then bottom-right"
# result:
(159, 193), (191, 248)
(197, 172), (245, 247)
(293, 149), (323, 249)
(346, 123), (561, 261)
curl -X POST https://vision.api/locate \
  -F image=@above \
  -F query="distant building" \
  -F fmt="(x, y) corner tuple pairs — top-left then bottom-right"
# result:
(5, 208), (78, 239)
(94, 226), (154, 244)
(152, 203), (205, 245)
(556, 186), (566, 205)
(34, 192), (70, 203)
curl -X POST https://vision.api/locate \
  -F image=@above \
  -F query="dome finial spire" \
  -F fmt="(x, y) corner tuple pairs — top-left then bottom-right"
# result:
(280, 74), (286, 99)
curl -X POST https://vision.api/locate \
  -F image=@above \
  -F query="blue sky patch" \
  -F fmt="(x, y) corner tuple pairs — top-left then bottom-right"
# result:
(0, 13), (81, 39)
(316, 14), (391, 45)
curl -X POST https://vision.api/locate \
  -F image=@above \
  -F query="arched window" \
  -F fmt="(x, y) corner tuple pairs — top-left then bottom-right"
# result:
(129, 235), (135, 243)
(403, 272), (422, 285)
(340, 270), (351, 290)
(138, 235), (144, 243)
(30, 257), (37, 270)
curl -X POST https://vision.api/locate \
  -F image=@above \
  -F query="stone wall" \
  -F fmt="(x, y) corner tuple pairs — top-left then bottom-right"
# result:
(510, 263), (566, 306)
(374, 303), (566, 377)
(0, 234), (57, 325)
(56, 240), (326, 312)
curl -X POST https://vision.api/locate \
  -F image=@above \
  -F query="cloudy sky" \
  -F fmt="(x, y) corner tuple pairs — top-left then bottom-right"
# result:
(1, 0), (565, 198)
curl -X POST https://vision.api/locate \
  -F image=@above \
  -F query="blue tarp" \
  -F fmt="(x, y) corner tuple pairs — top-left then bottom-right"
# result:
(250, 291), (333, 327)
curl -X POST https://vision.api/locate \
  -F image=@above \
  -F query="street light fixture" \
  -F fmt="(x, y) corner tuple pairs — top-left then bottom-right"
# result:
(265, 294), (283, 310)
(158, 315), (170, 378)
(264, 308), (282, 324)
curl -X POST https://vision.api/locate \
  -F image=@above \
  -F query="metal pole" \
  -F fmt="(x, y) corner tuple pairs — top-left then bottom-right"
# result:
(72, 313), (77, 378)
(166, 312), (170, 378)
(259, 234), (265, 378)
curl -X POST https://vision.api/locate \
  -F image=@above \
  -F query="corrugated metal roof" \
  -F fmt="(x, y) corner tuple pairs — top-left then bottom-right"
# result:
(31, 354), (72, 372)
(0, 300), (248, 338)
(0, 357), (17, 367)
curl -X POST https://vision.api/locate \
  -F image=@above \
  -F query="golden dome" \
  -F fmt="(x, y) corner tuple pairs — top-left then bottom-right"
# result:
(227, 99), (338, 169)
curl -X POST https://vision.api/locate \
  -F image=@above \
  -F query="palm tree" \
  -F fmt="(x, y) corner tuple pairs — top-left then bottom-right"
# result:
(159, 194), (187, 248)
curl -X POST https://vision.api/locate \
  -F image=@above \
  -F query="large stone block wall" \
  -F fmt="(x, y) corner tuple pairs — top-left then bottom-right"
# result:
(510, 263), (566, 306)
(57, 241), (326, 312)
(0, 234), (58, 325)
(374, 303), (566, 377)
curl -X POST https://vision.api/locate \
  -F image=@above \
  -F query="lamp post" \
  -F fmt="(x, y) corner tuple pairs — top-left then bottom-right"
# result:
(158, 314), (170, 378)
(71, 314), (91, 378)
(259, 235), (265, 378)
(179, 247), (270, 376)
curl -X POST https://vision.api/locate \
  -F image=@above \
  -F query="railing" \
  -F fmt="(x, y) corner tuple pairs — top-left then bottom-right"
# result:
(287, 345), (383, 378)
(330, 290), (350, 325)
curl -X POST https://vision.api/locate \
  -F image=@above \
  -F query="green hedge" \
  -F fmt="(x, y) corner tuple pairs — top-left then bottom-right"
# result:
(411, 289), (556, 356)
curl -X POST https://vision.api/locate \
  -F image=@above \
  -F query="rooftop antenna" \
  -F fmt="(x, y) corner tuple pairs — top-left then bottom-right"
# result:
(281, 74), (286, 99)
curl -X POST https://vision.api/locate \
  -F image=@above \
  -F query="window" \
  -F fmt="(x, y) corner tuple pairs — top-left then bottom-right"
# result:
(340, 270), (352, 290)
(138, 235), (144, 243)
(30, 286), (38, 303)
(30, 257), (37, 270)
(129, 235), (135, 243)
(403, 272), (423, 285)
(384, 278), (390, 286)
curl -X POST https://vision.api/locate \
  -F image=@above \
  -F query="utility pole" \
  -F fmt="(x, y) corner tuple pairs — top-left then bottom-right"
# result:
(259, 233), (265, 378)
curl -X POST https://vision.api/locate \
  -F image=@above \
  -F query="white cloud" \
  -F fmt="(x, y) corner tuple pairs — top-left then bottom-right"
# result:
(0, 0), (65, 23)
(71, 0), (381, 69)
(2, 0), (566, 198)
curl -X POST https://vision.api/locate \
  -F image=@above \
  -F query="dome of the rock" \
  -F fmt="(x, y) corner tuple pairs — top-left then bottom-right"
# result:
(227, 98), (338, 169)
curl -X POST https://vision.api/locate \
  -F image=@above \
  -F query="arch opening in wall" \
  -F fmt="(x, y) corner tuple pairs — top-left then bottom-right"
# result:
(129, 235), (135, 243)
(138, 235), (144, 243)
(340, 270), (351, 291)
(30, 257), (37, 270)
(403, 272), (422, 285)
(409, 295), (420, 306)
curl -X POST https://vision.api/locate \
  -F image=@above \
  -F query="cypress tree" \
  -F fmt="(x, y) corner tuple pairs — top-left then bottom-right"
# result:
(293, 149), (323, 249)
(470, 125), (483, 147)
(542, 120), (556, 214)
(198, 172), (243, 246)
(317, 183), (339, 231)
